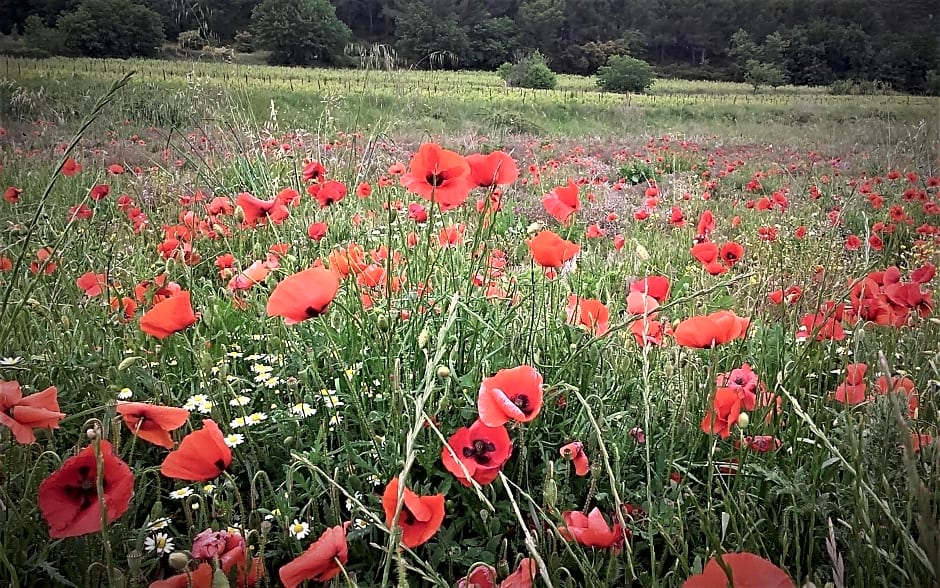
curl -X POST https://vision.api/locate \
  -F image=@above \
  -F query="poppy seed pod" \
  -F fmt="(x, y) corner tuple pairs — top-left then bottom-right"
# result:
(168, 551), (191, 571)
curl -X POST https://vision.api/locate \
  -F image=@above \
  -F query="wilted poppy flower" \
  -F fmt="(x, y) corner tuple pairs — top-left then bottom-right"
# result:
(280, 524), (348, 587)
(0, 381), (65, 444)
(38, 440), (134, 538)
(266, 267), (340, 325)
(478, 365), (544, 427)
(382, 476), (446, 549)
(701, 387), (742, 438)
(116, 402), (190, 449)
(442, 419), (512, 486)
(674, 310), (749, 348)
(140, 291), (197, 339)
(467, 151), (519, 187)
(541, 179), (581, 223)
(160, 419), (232, 481)
(566, 295), (609, 336)
(527, 230), (580, 269)
(558, 507), (624, 550)
(682, 552), (795, 588)
(742, 435), (782, 453)
(400, 143), (473, 211)
(559, 441), (590, 476)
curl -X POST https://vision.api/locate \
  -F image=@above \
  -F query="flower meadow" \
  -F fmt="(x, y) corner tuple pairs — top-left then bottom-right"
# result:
(0, 72), (939, 588)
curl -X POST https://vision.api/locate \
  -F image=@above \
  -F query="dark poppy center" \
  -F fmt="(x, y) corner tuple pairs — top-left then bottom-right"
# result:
(513, 394), (532, 415)
(426, 172), (446, 187)
(304, 305), (324, 318)
(401, 508), (416, 525)
(462, 438), (497, 465)
(64, 465), (100, 510)
(214, 458), (227, 472)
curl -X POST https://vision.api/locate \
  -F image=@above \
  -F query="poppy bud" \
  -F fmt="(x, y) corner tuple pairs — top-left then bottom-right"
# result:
(376, 313), (390, 332)
(168, 551), (191, 570)
(118, 356), (141, 371)
(737, 412), (750, 429)
(233, 205), (245, 223)
(417, 328), (430, 349)
(61, 314), (70, 329)
(436, 365), (450, 379)
(86, 427), (98, 440)
(127, 550), (142, 576)
(635, 241), (650, 261)
(198, 350), (212, 371)
(260, 520), (272, 534)
(497, 558), (510, 578)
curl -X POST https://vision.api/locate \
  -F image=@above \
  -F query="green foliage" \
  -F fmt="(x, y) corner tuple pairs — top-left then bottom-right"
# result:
(233, 30), (254, 53)
(393, 0), (467, 68)
(57, 0), (164, 58)
(829, 79), (895, 96)
(744, 59), (787, 92)
(503, 51), (557, 89)
(251, 0), (351, 66)
(466, 17), (520, 70)
(496, 62), (513, 81)
(177, 29), (205, 50)
(23, 14), (65, 55)
(596, 54), (654, 94)
(927, 70), (940, 96)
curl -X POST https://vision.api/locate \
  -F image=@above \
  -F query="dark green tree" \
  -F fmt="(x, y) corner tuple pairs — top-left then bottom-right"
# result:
(58, 0), (164, 57)
(392, 0), (471, 67)
(251, 0), (351, 65)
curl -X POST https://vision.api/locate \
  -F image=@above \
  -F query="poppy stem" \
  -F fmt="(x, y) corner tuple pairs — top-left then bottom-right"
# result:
(92, 435), (116, 587)
(498, 472), (554, 587)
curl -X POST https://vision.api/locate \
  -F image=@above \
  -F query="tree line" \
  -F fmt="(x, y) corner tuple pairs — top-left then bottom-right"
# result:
(1, 0), (937, 93)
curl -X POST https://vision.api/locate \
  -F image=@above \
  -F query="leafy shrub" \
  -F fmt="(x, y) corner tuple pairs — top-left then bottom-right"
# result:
(58, 0), (164, 58)
(23, 15), (65, 55)
(596, 54), (654, 94)
(743, 59), (787, 92)
(178, 30), (205, 51)
(251, 0), (351, 66)
(233, 30), (254, 53)
(829, 79), (895, 95)
(503, 52), (557, 90)
(497, 62), (513, 81)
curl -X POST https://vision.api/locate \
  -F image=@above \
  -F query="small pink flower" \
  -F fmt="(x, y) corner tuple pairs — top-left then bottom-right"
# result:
(629, 427), (646, 444)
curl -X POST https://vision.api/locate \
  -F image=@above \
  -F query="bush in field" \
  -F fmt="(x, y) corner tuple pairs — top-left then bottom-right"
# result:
(829, 79), (895, 95)
(502, 51), (557, 89)
(743, 59), (787, 92)
(251, 0), (351, 66)
(177, 29), (205, 51)
(58, 0), (164, 58)
(596, 54), (654, 94)
(233, 30), (254, 53)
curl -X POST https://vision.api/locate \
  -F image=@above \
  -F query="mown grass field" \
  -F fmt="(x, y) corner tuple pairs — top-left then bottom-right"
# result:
(1, 56), (939, 588)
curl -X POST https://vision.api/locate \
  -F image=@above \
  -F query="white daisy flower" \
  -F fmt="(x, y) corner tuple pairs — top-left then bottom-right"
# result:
(169, 487), (193, 500)
(246, 412), (267, 425)
(147, 517), (171, 530)
(229, 395), (251, 407)
(230, 417), (247, 429)
(290, 403), (316, 417)
(203, 484), (216, 494)
(288, 519), (310, 540)
(117, 387), (133, 400)
(353, 518), (368, 530)
(0, 356), (22, 366)
(144, 532), (174, 554)
(224, 433), (244, 447)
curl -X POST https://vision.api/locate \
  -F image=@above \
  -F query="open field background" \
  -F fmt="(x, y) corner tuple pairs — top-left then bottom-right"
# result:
(0, 56), (939, 588)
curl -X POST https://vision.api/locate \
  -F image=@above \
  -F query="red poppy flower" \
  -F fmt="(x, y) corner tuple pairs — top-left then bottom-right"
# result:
(89, 184), (110, 201)
(266, 267), (340, 325)
(160, 419), (232, 481)
(235, 192), (289, 226)
(0, 381), (65, 444)
(302, 160), (327, 182)
(108, 164), (125, 175)
(116, 402), (190, 449)
(541, 179), (581, 223)
(566, 295), (609, 336)
(696, 210), (715, 237)
(307, 221), (328, 241)
(308, 180), (347, 208)
(875, 375), (918, 417)
(400, 143), (473, 211)
(442, 419), (512, 486)
(795, 312), (845, 341)
(558, 507), (624, 549)
(478, 365), (544, 427)
(149, 563), (213, 588)
(701, 387), (742, 438)
(467, 151), (519, 187)
(691, 242), (718, 265)
(382, 476), (446, 549)
(227, 261), (270, 292)
(153, 531), (262, 588)
(140, 291), (197, 339)
(630, 276), (670, 302)
(4, 186), (22, 203)
(61, 157), (82, 177)
(458, 564), (498, 588)
(527, 230), (580, 268)
(682, 552), (794, 588)
(279, 524), (348, 587)
(626, 291), (659, 316)
(719, 242), (744, 267)
(674, 310), (749, 348)
(76, 271), (108, 298)
(559, 441), (590, 476)
(38, 440), (134, 538)
(630, 318), (666, 346)
(500, 558), (536, 588)
(911, 263), (936, 284)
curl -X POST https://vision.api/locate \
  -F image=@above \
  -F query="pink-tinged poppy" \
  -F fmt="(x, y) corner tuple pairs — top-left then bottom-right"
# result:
(227, 261), (270, 292)
(701, 387), (742, 438)
(382, 476), (446, 549)
(682, 552), (795, 588)
(541, 179), (581, 223)
(742, 435), (782, 453)
(527, 230), (580, 269)
(307, 221), (328, 241)
(558, 507), (624, 550)
(500, 558), (537, 588)
(458, 564), (498, 588)
(585, 223), (607, 238)
(154, 530), (262, 588)
(674, 310), (749, 348)
(478, 365), (544, 427)
(408, 202), (429, 223)
(559, 441), (590, 476)
(76, 271), (108, 298)
(266, 267), (340, 325)
(630, 276), (670, 303)
(140, 291), (197, 339)
(400, 143), (473, 211)
(116, 402), (190, 449)
(4, 186), (22, 203)
(795, 312), (845, 341)
(61, 157), (82, 177)
(566, 295), (609, 336)
(441, 419), (512, 486)
(38, 440), (134, 538)
(160, 419), (232, 481)
(279, 524), (348, 587)
(626, 291), (659, 316)
(0, 381), (65, 444)
(467, 151), (519, 187)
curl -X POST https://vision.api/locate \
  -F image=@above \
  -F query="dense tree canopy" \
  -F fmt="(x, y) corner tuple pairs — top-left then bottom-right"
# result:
(1, 0), (937, 92)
